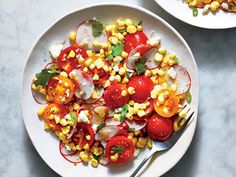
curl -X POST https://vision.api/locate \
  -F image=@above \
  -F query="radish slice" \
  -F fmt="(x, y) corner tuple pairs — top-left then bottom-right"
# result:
(91, 112), (105, 125)
(94, 105), (108, 118)
(69, 69), (94, 100)
(76, 19), (108, 51)
(31, 81), (47, 105)
(173, 65), (191, 95)
(105, 117), (121, 126)
(100, 156), (109, 166)
(126, 44), (151, 70)
(59, 141), (77, 156)
(125, 119), (147, 131)
(143, 47), (161, 69)
(49, 42), (64, 59)
(59, 142), (81, 165)
(67, 122), (77, 140)
(86, 87), (104, 104)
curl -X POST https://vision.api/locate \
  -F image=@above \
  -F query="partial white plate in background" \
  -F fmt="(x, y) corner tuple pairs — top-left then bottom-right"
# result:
(21, 3), (199, 177)
(155, 0), (236, 29)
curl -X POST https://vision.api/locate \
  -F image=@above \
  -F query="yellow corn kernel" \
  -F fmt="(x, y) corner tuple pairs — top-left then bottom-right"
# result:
(44, 123), (50, 131)
(110, 70), (116, 76)
(171, 84), (177, 92)
(38, 87), (46, 95)
(117, 19), (125, 27)
(61, 127), (70, 134)
(158, 47), (166, 55)
(121, 51), (128, 58)
(37, 106), (45, 117)
(128, 100), (135, 106)
(133, 103), (139, 110)
(69, 31), (76, 42)
(121, 90), (127, 96)
(125, 19), (133, 26)
(101, 42), (109, 48)
(106, 24), (115, 32)
(102, 65), (109, 72)
(60, 119), (68, 126)
(136, 137), (147, 149)
(92, 40), (100, 47)
(150, 76), (158, 85)
(114, 114), (121, 120)
(94, 58), (105, 69)
(100, 49), (105, 55)
(85, 58), (93, 67)
(154, 53), (163, 62)
(73, 103), (80, 111)
(139, 103), (147, 110)
(126, 113), (133, 120)
(86, 135), (91, 141)
(76, 145), (82, 151)
(119, 67), (126, 75)
(128, 107), (137, 115)
(69, 143), (76, 151)
(158, 95), (165, 104)
(144, 70), (152, 77)
(122, 77), (129, 84)
(109, 36), (119, 45)
(79, 151), (89, 163)
(91, 158), (99, 167)
(174, 120), (180, 132)
(189, 0), (197, 6)
(78, 57), (85, 64)
(179, 110), (187, 118)
(157, 69), (165, 76)
(163, 107), (169, 114)
(128, 87), (135, 94)
(86, 50), (94, 57)
(54, 115), (60, 124)
(110, 153), (119, 161)
(31, 84), (38, 91)
(204, 0), (212, 3)
(137, 25), (143, 31)
(151, 68), (159, 75)
(127, 25), (137, 34)
(209, 1), (220, 11)
(114, 75), (121, 82)
(137, 110), (146, 117)
(103, 80), (111, 88)
(68, 50), (76, 58)
(117, 33), (124, 41)
(92, 74), (99, 81)
(147, 138), (153, 149)
(83, 143), (90, 150)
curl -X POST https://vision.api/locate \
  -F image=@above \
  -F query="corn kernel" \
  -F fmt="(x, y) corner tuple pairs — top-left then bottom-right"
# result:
(204, 0), (212, 3)
(91, 159), (99, 167)
(78, 57), (85, 64)
(37, 106), (45, 117)
(129, 107), (137, 115)
(110, 153), (119, 161)
(122, 77), (129, 84)
(179, 110), (187, 118)
(85, 58), (93, 67)
(121, 90), (127, 96)
(69, 31), (76, 41)
(60, 119), (68, 126)
(54, 115), (60, 124)
(114, 75), (121, 82)
(158, 47), (166, 55)
(163, 107), (169, 114)
(131, 137), (137, 145)
(151, 90), (157, 99)
(101, 42), (109, 48)
(210, 1), (220, 11)
(79, 151), (89, 163)
(61, 127), (70, 134)
(38, 87), (46, 95)
(144, 70), (152, 77)
(83, 143), (90, 150)
(114, 56), (123, 62)
(119, 67), (126, 75)
(134, 103), (139, 110)
(128, 100), (135, 106)
(92, 40), (100, 47)
(103, 80), (111, 88)
(139, 103), (147, 110)
(68, 50), (76, 58)
(117, 33), (124, 40)
(157, 69), (165, 76)
(31, 84), (38, 91)
(126, 113), (133, 120)
(87, 50), (94, 57)
(137, 110), (146, 117)
(117, 19), (125, 27)
(128, 87), (135, 94)
(147, 138), (153, 149)
(127, 25), (137, 34)
(189, 0), (197, 7)
(86, 135), (91, 141)
(105, 25), (115, 32)
(171, 84), (177, 92)
(73, 103), (80, 111)
(89, 63), (95, 70)
(136, 137), (147, 149)
(76, 145), (82, 151)
(121, 51), (128, 58)
(125, 19), (133, 26)
(114, 114), (121, 120)
(158, 95), (165, 104)
(92, 74), (99, 81)
(44, 123), (50, 130)
(109, 36), (119, 45)
(154, 53), (163, 62)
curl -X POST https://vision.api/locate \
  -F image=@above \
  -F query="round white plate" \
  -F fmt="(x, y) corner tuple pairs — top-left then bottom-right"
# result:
(21, 3), (199, 177)
(155, 0), (236, 29)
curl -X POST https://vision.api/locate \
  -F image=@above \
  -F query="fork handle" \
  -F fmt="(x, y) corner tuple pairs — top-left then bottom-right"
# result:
(130, 148), (157, 177)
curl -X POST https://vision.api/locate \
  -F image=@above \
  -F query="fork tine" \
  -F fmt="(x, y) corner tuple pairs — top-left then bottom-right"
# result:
(178, 111), (194, 132)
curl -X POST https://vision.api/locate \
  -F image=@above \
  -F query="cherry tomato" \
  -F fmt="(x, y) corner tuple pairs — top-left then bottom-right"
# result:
(127, 76), (154, 103)
(104, 84), (130, 109)
(71, 123), (95, 147)
(43, 103), (68, 131)
(124, 32), (148, 53)
(146, 114), (173, 142)
(153, 94), (179, 118)
(46, 75), (75, 104)
(57, 46), (88, 73)
(106, 136), (135, 164)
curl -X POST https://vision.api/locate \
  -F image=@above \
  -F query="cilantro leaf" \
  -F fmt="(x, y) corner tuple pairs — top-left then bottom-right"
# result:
(97, 122), (106, 131)
(137, 20), (142, 26)
(193, 8), (198, 17)
(92, 20), (104, 37)
(111, 146), (124, 153)
(111, 43), (124, 57)
(34, 69), (59, 87)
(69, 112), (77, 124)
(93, 154), (100, 160)
(128, 128), (136, 131)
(135, 61), (146, 75)
(186, 91), (192, 104)
(118, 29), (126, 33)
(106, 54), (113, 61)
(120, 104), (129, 122)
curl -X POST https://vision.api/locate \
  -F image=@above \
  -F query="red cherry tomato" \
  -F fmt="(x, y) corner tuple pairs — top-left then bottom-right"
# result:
(46, 75), (75, 104)
(57, 46), (88, 73)
(106, 136), (135, 164)
(124, 32), (148, 53)
(127, 76), (154, 103)
(104, 84), (130, 109)
(146, 114), (173, 142)
(43, 103), (68, 131)
(71, 123), (95, 147)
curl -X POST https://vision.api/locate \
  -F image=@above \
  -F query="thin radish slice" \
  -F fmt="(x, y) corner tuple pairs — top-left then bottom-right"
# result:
(173, 65), (191, 95)
(86, 87), (104, 104)
(31, 80), (47, 105)
(93, 105), (108, 118)
(125, 119), (147, 131)
(76, 19), (108, 51)
(67, 122), (77, 140)
(105, 117), (121, 126)
(91, 112), (105, 125)
(59, 142), (81, 165)
(59, 141), (77, 156)
(49, 42), (64, 59)
(69, 69), (94, 100)
(143, 47), (162, 69)
(126, 44), (151, 70)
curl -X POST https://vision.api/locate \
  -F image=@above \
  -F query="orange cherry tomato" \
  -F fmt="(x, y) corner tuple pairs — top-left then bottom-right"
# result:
(46, 75), (75, 104)
(153, 94), (179, 118)
(43, 103), (68, 131)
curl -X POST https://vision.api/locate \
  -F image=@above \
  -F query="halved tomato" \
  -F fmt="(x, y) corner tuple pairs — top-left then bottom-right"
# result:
(146, 113), (173, 142)
(124, 31), (148, 54)
(57, 46), (88, 73)
(46, 75), (75, 104)
(153, 94), (179, 118)
(127, 76), (154, 103)
(43, 103), (68, 131)
(104, 84), (130, 109)
(71, 123), (95, 147)
(106, 136), (135, 164)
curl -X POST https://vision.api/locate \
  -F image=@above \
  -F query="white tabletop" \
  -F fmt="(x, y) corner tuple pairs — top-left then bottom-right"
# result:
(0, 0), (236, 177)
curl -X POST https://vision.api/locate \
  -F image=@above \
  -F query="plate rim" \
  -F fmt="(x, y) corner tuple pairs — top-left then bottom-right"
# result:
(154, 0), (236, 29)
(20, 2), (199, 177)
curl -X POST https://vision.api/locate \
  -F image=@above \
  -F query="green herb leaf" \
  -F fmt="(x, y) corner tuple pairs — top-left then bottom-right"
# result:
(34, 69), (59, 87)
(118, 29), (126, 33)
(92, 20), (104, 37)
(135, 61), (146, 75)
(120, 104), (129, 122)
(128, 128), (136, 131)
(111, 146), (124, 153)
(97, 122), (106, 131)
(69, 112), (77, 124)
(137, 20), (142, 26)
(111, 43), (124, 57)
(186, 91), (192, 104)
(193, 8), (198, 17)
(106, 54), (113, 61)
(93, 154), (100, 160)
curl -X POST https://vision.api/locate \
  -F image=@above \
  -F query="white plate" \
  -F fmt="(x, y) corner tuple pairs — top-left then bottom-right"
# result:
(21, 3), (199, 177)
(155, 0), (236, 29)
